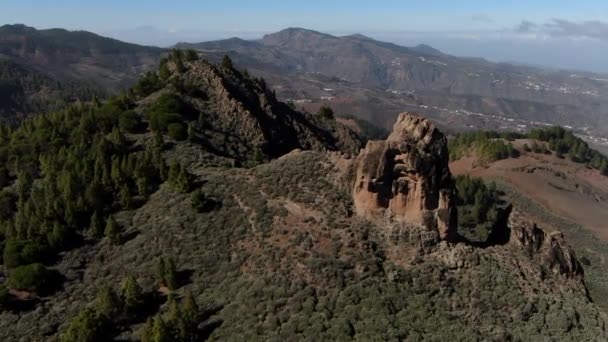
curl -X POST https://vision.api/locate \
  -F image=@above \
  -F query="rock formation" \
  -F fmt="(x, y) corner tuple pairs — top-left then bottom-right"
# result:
(508, 211), (583, 279)
(180, 60), (361, 160)
(353, 112), (457, 240)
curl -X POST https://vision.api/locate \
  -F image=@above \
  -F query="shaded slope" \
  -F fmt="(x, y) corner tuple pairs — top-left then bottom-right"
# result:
(0, 24), (164, 90)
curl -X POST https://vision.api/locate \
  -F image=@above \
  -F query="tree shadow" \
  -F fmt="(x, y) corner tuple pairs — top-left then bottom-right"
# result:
(5, 296), (40, 313)
(135, 291), (168, 323)
(40, 269), (66, 296)
(198, 304), (224, 340)
(120, 230), (140, 244)
(177, 269), (194, 287)
(455, 204), (512, 248)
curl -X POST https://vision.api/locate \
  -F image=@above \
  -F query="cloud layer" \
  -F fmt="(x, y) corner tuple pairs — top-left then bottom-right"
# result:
(515, 19), (608, 41)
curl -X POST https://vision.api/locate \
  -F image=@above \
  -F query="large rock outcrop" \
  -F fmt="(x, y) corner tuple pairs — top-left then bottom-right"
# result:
(180, 60), (362, 160)
(508, 211), (583, 279)
(353, 112), (456, 240)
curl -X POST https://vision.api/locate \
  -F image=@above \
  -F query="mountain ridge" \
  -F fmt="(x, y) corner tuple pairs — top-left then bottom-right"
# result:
(177, 27), (608, 138)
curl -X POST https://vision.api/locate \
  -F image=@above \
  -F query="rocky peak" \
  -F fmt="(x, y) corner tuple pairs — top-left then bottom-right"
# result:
(353, 112), (456, 241)
(260, 28), (338, 47)
(508, 211), (583, 279)
(166, 59), (361, 160)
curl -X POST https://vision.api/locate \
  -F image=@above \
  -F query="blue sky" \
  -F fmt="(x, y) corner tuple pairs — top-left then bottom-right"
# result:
(3, 0), (608, 33)
(3, 1), (608, 72)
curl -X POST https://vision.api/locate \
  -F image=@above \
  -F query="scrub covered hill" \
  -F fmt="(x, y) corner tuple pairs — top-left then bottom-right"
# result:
(0, 53), (605, 341)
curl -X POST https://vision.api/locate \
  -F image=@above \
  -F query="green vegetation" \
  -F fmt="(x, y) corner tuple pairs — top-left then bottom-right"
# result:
(104, 215), (121, 245)
(168, 161), (194, 193)
(0, 59), (103, 122)
(7, 263), (52, 292)
(221, 55), (234, 70)
(156, 256), (179, 290)
(455, 175), (508, 243)
(60, 308), (110, 342)
(167, 122), (187, 141)
(146, 92), (187, 132)
(317, 106), (335, 120)
(140, 292), (201, 342)
(527, 126), (608, 174)
(0, 53), (206, 298)
(449, 131), (519, 164)
(61, 275), (149, 342)
(338, 114), (389, 143)
(122, 275), (144, 316)
(449, 127), (608, 176)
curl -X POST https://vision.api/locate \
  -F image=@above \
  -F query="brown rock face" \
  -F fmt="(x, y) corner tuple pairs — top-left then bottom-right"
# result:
(353, 112), (456, 240)
(508, 211), (582, 278)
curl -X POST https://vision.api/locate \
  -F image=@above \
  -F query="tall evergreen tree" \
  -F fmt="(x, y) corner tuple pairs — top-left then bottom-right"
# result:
(104, 215), (121, 244)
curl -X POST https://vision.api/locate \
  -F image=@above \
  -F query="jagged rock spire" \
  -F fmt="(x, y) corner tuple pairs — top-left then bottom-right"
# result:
(353, 112), (457, 241)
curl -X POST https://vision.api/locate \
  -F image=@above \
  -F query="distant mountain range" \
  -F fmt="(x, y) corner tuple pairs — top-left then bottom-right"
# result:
(2, 25), (608, 143)
(178, 28), (608, 139)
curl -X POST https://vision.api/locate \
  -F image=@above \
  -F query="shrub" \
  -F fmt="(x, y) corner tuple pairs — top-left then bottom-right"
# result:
(147, 92), (186, 132)
(221, 55), (234, 70)
(167, 122), (187, 141)
(8, 263), (51, 292)
(118, 110), (141, 133)
(3, 239), (45, 268)
(133, 72), (163, 98)
(317, 106), (334, 120)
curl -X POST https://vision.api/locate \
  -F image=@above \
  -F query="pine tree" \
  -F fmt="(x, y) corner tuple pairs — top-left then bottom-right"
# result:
(221, 55), (234, 70)
(168, 161), (193, 193)
(156, 257), (167, 287)
(180, 290), (199, 339)
(60, 308), (108, 342)
(176, 165), (193, 193)
(601, 159), (608, 176)
(104, 215), (121, 244)
(140, 317), (154, 342)
(159, 58), (171, 80)
(95, 286), (121, 318)
(119, 183), (132, 209)
(151, 315), (170, 342)
(136, 175), (149, 197)
(165, 257), (179, 290)
(187, 122), (195, 142)
(122, 275), (144, 315)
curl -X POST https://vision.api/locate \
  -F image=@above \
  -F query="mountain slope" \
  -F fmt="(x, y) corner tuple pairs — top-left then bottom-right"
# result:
(0, 24), (164, 90)
(178, 28), (608, 137)
(0, 55), (605, 341)
(0, 59), (102, 122)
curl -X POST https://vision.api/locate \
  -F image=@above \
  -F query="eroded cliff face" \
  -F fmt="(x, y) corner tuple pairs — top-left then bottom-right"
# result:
(353, 112), (457, 241)
(508, 210), (583, 279)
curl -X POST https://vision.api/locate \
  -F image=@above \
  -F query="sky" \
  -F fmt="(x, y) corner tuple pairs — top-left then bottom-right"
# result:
(3, 0), (608, 73)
